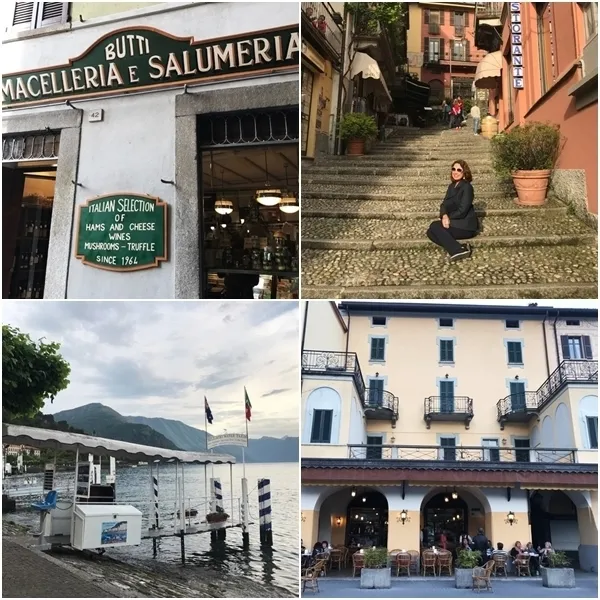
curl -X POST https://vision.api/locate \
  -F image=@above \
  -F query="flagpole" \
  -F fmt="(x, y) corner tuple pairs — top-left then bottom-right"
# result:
(243, 397), (248, 480)
(204, 399), (208, 514)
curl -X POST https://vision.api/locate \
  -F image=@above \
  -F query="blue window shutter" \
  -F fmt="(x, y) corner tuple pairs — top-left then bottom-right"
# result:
(560, 335), (571, 360)
(583, 336), (593, 359)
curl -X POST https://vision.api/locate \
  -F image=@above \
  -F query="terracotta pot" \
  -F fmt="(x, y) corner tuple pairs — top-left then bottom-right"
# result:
(512, 170), (551, 206)
(347, 138), (366, 156)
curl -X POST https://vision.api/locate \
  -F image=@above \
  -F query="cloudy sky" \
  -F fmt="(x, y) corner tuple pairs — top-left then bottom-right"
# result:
(3, 301), (299, 438)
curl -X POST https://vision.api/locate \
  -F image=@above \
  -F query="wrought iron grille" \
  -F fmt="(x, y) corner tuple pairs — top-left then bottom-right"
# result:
(365, 388), (396, 410)
(496, 391), (538, 419)
(197, 108), (299, 149)
(347, 444), (577, 464)
(537, 360), (598, 410)
(2, 133), (60, 162)
(424, 396), (474, 415)
(302, 350), (365, 404)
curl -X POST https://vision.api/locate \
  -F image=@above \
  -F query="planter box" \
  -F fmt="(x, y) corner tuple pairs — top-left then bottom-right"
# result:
(360, 567), (391, 589)
(455, 568), (474, 589)
(541, 567), (576, 588)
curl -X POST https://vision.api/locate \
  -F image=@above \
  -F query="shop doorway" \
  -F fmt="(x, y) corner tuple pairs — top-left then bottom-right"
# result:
(345, 490), (388, 548)
(422, 492), (469, 552)
(197, 108), (299, 299)
(3, 161), (57, 299)
(530, 491), (580, 567)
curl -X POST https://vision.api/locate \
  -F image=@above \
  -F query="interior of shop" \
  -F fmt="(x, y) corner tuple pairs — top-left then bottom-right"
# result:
(2, 161), (57, 300)
(201, 144), (299, 299)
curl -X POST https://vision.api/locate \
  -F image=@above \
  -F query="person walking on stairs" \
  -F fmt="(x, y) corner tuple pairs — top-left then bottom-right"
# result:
(426, 159), (479, 261)
(471, 103), (481, 135)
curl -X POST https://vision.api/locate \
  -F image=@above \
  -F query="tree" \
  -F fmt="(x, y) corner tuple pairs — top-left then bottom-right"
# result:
(2, 325), (71, 421)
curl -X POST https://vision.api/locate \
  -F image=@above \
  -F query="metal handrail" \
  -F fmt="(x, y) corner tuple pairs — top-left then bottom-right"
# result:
(365, 388), (395, 410)
(424, 396), (473, 415)
(348, 444), (577, 463)
(496, 391), (538, 419)
(301, 350), (366, 404)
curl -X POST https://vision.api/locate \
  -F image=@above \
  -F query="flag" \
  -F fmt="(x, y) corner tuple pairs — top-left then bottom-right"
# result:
(205, 396), (214, 425)
(244, 387), (252, 422)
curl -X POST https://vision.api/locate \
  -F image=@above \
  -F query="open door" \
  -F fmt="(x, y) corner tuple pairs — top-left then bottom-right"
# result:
(2, 167), (25, 298)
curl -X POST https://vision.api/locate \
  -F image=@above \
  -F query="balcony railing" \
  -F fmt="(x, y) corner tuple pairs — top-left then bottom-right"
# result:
(302, 2), (343, 57)
(302, 350), (365, 404)
(476, 2), (503, 20)
(428, 22), (440, 35)
(497, 361), (598, 428)
(424, 396), (474, 429)
(423, 51), (476, 65)
(364, 388), (399, 426)
(348, 444), (578, 464)
(537, 360), (598, 410)
(454, 26), (465, 37)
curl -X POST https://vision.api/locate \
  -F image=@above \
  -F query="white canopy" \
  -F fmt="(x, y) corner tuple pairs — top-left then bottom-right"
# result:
(2, 424), (235, 464)
(474, 51), (502, 89)
(351, 52), (393, 102)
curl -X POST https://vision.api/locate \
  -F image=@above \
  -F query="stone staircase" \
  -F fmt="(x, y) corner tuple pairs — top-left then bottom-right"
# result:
(301, 127), (598, 299)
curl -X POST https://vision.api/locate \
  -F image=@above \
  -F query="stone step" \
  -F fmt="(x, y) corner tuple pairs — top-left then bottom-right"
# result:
(302, 197), (567, 218)
(302, 189), (514, 201)
(303, 180), (514, 195)
(370, 148), (492, 158)
(304, 165), (497, 177)
(377, 140), (490, 149)
(300, 244), (598, 299)
(312, 156), (493, 167)
(302, 213), (596, 249)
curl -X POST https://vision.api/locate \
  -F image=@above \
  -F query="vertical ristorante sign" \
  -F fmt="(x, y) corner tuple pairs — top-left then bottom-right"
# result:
(2, 25), (299, 107)
(510, 3), (524, 89)
(75, 193), (168, 271)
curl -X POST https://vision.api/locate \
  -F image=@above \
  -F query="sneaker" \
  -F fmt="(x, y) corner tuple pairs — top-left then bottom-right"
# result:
(449, 245), (472, 262)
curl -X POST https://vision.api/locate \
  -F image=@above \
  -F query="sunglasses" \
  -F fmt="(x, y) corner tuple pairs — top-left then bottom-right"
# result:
(452, 167), (463, 173)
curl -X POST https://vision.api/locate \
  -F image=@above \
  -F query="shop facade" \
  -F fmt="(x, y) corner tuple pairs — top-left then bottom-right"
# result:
(301, 301), (598, 570)
(475, 2), (598, 216)
(2, 2), (299, 299)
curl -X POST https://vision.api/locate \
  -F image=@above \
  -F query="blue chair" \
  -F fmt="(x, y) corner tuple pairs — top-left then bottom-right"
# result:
(31, 490), (58, 511)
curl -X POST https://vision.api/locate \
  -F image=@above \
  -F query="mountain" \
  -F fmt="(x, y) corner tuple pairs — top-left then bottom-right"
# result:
(126, 415), (299, 463)
(53, 403), (180, 450)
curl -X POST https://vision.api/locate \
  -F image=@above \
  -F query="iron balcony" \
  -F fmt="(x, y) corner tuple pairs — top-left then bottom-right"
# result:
(497, 360), (598, 429)
(301, 349), (366, 405)
(347, 443), (578, 465)
(475, 2), (503, 20)
(364, 388), (399, 427)
(424, 396), (474, 429)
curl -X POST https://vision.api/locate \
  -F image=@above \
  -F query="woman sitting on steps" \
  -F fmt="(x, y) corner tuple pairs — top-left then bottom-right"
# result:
(426, 159), (479, 261)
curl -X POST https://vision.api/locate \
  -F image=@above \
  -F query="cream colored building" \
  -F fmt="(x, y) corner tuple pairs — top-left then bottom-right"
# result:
(301, 301), (598, 571)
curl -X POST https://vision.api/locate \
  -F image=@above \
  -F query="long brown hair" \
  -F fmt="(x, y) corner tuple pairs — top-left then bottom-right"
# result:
(450, 159), (473, 182)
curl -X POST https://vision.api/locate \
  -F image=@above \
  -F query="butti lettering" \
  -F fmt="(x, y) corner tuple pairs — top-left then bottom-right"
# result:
(2, 26), (299, 107)
(510, 3), (524, 89)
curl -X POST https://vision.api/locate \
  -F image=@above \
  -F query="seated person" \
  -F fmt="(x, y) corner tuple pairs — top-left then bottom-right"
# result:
(538, 541), (555, 566)
(525, 542), (540, 574)
(492, 542), (509, 559)
(510, 540), (523, 559)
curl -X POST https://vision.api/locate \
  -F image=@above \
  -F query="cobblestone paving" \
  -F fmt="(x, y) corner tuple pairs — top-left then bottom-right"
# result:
(300, 128), (598, 298)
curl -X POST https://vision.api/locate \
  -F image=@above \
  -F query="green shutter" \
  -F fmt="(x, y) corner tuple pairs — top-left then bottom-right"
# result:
(424, 9), (430, 24)
(440, 10), (445, 25)
(450, 11), (455, 26)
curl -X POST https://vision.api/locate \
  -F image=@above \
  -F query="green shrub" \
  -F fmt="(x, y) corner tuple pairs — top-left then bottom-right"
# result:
(363, 547), (389, 568)
(548, 551), (572, 568)
(339, 112), (379, 141)
(456, 549), (482, 569)
(463, 99), (473, 115)
(491, 121), (562, 176)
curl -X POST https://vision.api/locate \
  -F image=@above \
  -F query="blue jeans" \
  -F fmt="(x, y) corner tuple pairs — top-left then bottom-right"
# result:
(473, 117), (480, 134)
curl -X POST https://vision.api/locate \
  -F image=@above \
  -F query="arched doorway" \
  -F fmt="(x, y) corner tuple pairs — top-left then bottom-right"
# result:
(346, 490), (388, 548)
(422, 492), (468, 551)
(530, 491), (580, 566)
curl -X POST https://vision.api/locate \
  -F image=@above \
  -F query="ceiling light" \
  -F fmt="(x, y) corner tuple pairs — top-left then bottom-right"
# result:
(279, 195), (299, 213)
(256, 188), (282, 206)
(215, 198), (233, 215)
(220, 223), (227, 229)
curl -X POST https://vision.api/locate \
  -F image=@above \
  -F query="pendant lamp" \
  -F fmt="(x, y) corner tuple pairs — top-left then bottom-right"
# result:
(256, 148), (281, 206)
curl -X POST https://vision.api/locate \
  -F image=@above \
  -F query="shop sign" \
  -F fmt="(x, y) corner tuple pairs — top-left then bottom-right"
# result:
(207, 433), (248, 449)
(3, 25), (299, 108)
(510, 3), (524, 89)
(75, 193), (167, 271)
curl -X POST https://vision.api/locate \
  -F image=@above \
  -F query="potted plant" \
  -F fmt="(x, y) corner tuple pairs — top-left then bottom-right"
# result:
(360, 547), (391, 589)
(541, 551), (575, 588)
(490, 121), (562, 206)
(340, 113), (379, 156)
(205, 506), (229, 524)
(455, 550), (482, 589)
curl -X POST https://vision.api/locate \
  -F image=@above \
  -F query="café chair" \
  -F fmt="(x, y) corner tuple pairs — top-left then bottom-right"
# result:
(396, 552), (411, 577)
(422, 550), (437, 576)
(352, 552), (365, 577)
(516, 555), (531, 577)
(472, 560), (495, 592)
(437, 550), (453, 576)
(491, 553), (508, 577)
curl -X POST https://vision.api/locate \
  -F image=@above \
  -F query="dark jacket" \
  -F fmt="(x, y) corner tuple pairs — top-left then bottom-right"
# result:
(439, 180), (478, 232)
(472, 533), (489, 554)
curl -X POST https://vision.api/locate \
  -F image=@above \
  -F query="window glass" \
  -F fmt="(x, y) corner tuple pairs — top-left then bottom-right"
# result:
(583, 2), (598, 40)
(439, 318), (454, 328)
(505, 319), (520, 329)
(370, 337), (385, 361)
(310, 409), (333, 443)
(507, 341), (523, 364)
(372, 316), (387, 326)
(587, 416), (598, 449)
(440, 339), (454, 362)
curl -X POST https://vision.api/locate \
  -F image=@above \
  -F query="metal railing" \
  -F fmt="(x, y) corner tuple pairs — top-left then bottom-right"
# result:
(302, 350), (365, 404)
(476, 2), (503, 20)
(302, 2), (343, 56)
(364, 388), (399, 426)
(423, 51), (477, 65)
(537, 360), (598, 410)
(497, 391), (538, 420)
(424, 396), (473, 416)
(348, 444), (578, 464)
(428, 22), (440, 35)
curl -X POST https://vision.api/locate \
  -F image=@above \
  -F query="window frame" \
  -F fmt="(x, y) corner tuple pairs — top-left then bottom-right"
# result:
(310, 409), (333, 444)
(369, 336), (386, 362)
(439, 339), (455, 363)
(439, 436), (457, 461)
(371, 316), (387, 327)
(586, 416), (598, 449)
(10, 2), (70, 31)
(482, 438), (501, 462)
(439, 317), (454, 329)
(581, 2), (598, 41)
(565, 319), (581, 326)
(506, 340), (524, 365)
(505, 319), (521, 330)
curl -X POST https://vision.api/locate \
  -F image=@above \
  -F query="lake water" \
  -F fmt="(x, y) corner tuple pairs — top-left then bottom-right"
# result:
(6, 462), (299, 594)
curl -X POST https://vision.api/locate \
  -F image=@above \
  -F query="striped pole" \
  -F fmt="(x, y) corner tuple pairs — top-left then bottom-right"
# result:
(241, 477), (250, 548)
(210, 478), (223, 512)
(258, 478), (273, 546)
(43, 463), (55, 492)
(152, 464), (160, 530)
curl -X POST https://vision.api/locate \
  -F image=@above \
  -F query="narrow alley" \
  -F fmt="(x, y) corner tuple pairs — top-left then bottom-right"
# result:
(301, 127), (598, 299)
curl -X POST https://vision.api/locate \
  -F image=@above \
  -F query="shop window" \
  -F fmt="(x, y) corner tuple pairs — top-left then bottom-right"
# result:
(310, 409), (333, 443)
(370, 337), (386, 361)
(507, 341), (524, 365)
(439, 339), (454, 363)
(561, 335), (593, 360)
(586, 416), (598, 449)
(10, 2), (69, 31)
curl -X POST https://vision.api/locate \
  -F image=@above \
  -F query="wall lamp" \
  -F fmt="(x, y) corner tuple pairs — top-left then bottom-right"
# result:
(505, 511), (517, 525)
(397, 509), (411, 525)
(335, 516), (342, 527)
